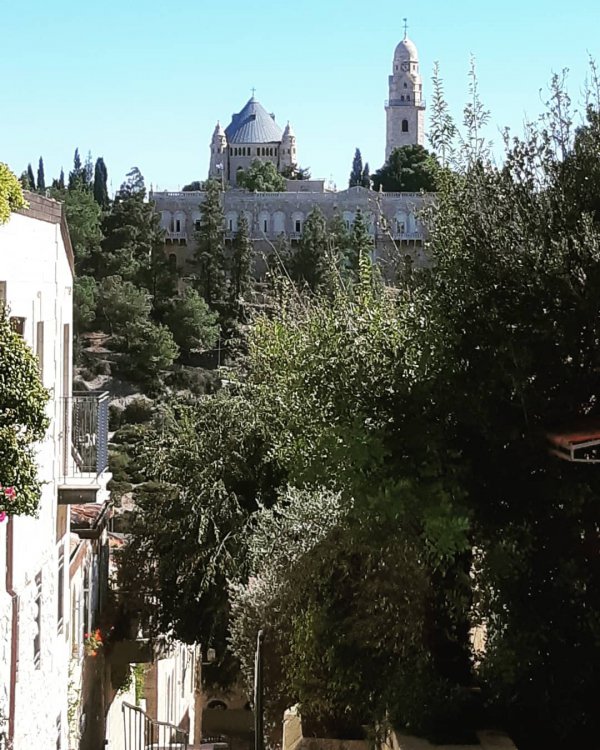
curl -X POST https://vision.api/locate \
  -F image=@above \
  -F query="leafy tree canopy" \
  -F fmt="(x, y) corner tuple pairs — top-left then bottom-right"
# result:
(237, 159), (286, 192)
(0, 163), (27, 224)
(165, 288), (219, 356)
(0, 308), (49, 516)
(371, 144), (439, 192)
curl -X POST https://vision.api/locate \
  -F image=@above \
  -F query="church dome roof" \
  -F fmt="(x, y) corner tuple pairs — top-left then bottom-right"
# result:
(394, 36), (418, 61)
(225, 97), (283, 144)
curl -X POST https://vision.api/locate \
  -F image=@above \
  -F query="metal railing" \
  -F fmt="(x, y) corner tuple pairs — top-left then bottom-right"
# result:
(68, 391), (109, 475)
(122, 702), (189, 750)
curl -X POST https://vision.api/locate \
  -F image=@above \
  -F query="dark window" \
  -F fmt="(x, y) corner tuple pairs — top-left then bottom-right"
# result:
(401, 95), (405, 101)
(34, 572), (42, 668)
(194, 220), (201, 231)
(402, 119), (409, 133)
(295, 220), (301, 233)
(263, 219), (268, 232)
(175, 219), (181, 232)
(407, 94), (410, 101)
(10, 316), (25, 335)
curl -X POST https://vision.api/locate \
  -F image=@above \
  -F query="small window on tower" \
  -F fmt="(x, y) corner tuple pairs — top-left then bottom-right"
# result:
(404, 82), (408, 88)
(401, 95), (405, 101)
(406, 95), (410, 101)
(402, 119), (409, 133)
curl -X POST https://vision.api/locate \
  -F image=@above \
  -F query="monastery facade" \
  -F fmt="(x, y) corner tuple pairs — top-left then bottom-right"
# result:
(151, 30), (428, 272)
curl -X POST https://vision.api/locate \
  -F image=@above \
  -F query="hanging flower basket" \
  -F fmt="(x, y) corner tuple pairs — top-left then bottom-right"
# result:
(84, 628), (104, 657)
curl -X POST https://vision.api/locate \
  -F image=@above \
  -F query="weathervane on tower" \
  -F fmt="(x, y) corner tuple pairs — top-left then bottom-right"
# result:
(403, 17), (408, 39)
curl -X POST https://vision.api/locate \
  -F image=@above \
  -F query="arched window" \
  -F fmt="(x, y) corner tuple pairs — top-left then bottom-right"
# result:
(273, 211), (286, 234)
(402, 119), (409, 133)
(401, 95), (405, 101)
(406, 95), (410, 101)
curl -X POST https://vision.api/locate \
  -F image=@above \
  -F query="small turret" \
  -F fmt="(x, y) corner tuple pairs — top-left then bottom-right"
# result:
(209, 121), (228, 180)
(280, 121), (297, 169)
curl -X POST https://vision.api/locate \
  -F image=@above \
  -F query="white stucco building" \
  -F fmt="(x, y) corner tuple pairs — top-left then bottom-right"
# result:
(0, 192), (111, 749)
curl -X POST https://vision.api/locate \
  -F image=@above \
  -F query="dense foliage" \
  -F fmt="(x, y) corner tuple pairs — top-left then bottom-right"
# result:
(371, 144), (439, 192)
(237, 159), (286, 192)
(0, 308), (49, 517)
(117, 66), (600, 750)
(0, 163), (27, 223)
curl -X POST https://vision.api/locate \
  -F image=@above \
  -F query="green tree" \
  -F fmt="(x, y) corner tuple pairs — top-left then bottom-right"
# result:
(123, 321), (179, 385)
(290, 206), (329, 290)
(165, 288), (219, 356)
(182, 181), (203, 192)
(192, 179), (226, 306)
(26, 163), (35, 191)
(96, 275), (151, 339)
(237, 159), (286, 192)
(36, 157), (45, 194)
(281, 164), (311, 180)
(83, 151), (94, 188)
(0, 308), (49, 517)
(73, 275), (98, 333)
(349, 147), (364, 187)
(371, 145), (438, 192)
(99, 168), (176, 311)
(93, 157), (109, 209)
(61, 187), (103, 274)
(0, 163), (27, 224)
(361, 162), (371, 188)
(348, 208), (373, 271)
(230, 213), (252, 302)
(68, 148), (84, 190)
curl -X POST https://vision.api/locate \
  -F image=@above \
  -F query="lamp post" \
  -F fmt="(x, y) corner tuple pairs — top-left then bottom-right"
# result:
(254, 630), (265, 750)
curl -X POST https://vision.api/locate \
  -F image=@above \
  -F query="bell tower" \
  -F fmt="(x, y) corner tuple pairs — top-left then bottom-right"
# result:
(385, 21), (425, 161)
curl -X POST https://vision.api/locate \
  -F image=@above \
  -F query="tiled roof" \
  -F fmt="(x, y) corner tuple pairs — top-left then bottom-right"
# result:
(225, 97), (283, 144)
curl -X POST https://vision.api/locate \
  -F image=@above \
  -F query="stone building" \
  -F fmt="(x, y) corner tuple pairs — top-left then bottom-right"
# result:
(208, 96), (297, 186)
(153, 29), (428, 276)
(385, 31), (425, 159)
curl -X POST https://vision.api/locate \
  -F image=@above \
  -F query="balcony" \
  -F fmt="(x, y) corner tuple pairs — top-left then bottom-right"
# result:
(165, 230), (188, 244)
(385, 98), (426, 108)
(59, 391), (112, 505)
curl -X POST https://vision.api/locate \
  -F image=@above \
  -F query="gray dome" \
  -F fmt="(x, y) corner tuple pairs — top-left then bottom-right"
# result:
(225, 97), (283, 144)
(394, 36), (418, 62)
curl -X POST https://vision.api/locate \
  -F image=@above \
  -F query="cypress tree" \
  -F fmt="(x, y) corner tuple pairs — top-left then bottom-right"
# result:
(58, 168), (65, 190)
(83, 151), (94, 188)
(361, 163), (371, 189)
(93, 157), (109, 208)
(348, 208), (373, 272)
(192, 179), (226, 306)
(26, 163), (36, 191)
(291, 206), (328, 290)
(231, 213), (252, 302)
(349, 148), (363, 188)
(69, 149), (83, 190)
(37, 157), (46, 194)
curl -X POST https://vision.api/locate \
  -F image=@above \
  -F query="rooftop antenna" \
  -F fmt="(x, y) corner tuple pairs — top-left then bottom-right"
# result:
(403, 17), (408, 39)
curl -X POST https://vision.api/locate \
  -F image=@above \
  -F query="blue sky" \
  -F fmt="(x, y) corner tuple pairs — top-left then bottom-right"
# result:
(1, 0), (599, 192)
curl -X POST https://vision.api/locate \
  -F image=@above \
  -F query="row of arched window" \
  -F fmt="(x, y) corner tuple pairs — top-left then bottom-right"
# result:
(230, 146), (278, 157)
(161, 209), (417, 238)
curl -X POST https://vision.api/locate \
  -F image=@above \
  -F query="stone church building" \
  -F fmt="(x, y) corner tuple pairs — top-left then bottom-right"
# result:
(151, 30), (428, 274)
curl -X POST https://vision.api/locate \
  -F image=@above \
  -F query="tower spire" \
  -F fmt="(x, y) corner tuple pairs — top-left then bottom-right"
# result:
(403, 17), (408, 39)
